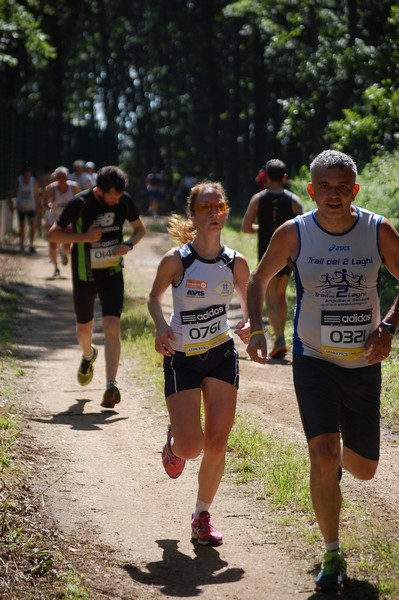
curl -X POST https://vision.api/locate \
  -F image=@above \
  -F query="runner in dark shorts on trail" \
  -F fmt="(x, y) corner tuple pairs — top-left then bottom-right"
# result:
(48, 165), (146, 408)
(148, 181), (250, 546)
(246, 150), (399, 591)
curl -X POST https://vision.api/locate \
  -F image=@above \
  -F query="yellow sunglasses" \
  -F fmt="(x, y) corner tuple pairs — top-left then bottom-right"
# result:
(194, 200), (228, 215)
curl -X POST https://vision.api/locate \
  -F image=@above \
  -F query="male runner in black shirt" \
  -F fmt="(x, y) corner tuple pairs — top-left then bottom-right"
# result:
(48, 165), (146, 407)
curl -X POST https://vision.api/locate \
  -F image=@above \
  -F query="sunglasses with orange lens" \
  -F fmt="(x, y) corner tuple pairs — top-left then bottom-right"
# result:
(194, 200), (228, 215)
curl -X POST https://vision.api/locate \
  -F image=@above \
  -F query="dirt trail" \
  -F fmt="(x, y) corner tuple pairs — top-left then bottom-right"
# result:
(5, 227), (399, 599)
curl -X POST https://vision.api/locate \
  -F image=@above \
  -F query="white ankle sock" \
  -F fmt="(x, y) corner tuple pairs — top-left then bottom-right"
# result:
(193, 499), (211, 519)
(325, 539), (340, 552)
(83, 348), (94, 361)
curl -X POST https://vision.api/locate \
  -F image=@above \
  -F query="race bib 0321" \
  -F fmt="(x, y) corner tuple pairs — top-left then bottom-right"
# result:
(320, 308), (373, 361)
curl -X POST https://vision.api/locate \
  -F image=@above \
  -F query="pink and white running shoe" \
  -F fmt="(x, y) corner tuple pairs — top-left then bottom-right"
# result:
(162, 425), (185, 479)
(191, 511), (223, 546)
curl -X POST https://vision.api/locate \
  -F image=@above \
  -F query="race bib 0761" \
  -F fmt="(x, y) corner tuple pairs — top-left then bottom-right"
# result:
(180, 304), (230, 356)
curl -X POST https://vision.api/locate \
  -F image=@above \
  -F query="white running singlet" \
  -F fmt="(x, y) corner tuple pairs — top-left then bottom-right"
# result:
(46, 182), (76, 224)
(293, 207), (383, 368)
(170, 243), (236, 356)
(16, 176), (36, 211)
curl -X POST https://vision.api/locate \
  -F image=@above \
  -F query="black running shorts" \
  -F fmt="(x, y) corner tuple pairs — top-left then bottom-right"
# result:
(292, 354), (381, 461)
(17, 210), (36, 222)
(163, 339), (239, 398)
(72, 270), (124, 323)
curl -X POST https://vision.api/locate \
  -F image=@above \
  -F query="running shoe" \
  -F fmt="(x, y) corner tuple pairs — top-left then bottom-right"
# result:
(101, 384), (121, 408)
(162, 424), (185, 479)
(29, 245), (37, 254)
(191, 511), (223, 546)
(53, 267), (60, 278)
(269, 337), (287, 359)
(315, 549), (347, 591)
(77, 344), (98, 386)
(60, 253), (68, 266)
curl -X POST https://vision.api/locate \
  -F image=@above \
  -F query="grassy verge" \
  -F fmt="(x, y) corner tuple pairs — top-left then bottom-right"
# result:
(380, 341), (399, 431)
(121, 299), (164, 397)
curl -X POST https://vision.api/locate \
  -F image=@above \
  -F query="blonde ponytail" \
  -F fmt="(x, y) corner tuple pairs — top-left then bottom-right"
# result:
(167, 213), (196, 244)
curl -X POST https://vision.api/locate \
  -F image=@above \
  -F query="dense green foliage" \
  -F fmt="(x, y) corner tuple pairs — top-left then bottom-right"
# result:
(1, 0), (398, 202)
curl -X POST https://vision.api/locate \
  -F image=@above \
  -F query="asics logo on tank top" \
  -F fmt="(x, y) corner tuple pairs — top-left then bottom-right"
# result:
(328, 244), (350, 251)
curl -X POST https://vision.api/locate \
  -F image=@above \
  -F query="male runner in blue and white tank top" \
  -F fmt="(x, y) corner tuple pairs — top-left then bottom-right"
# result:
(246, 150), (399, 592)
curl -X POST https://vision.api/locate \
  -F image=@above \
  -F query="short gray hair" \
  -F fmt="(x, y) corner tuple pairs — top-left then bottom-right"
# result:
(310, 150), (357, 179)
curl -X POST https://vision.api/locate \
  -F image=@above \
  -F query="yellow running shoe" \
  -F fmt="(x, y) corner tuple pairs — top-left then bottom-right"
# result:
(77, 345), (98, 386)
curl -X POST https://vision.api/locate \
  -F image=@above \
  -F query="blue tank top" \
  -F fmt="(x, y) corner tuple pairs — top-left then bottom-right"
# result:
(293, 207), (383, 368)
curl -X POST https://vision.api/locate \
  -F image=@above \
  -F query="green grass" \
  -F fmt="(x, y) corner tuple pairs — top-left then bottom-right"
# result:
(227, 414), (311, 513)
(223, 218), (258, 269)
(0, 357), (23, 469)
(357, 539), (399, 596)
(0, 286), (19, 348)
(121, 301), (164, 396)
(380, 339), (399, 431)
(0, 410), (19, 468)
(358, 151), (399, 230)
